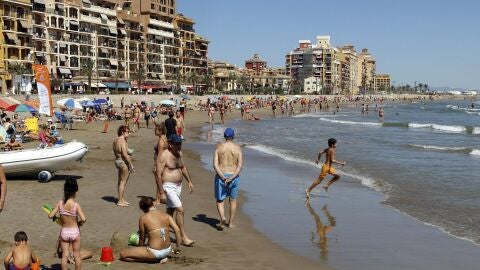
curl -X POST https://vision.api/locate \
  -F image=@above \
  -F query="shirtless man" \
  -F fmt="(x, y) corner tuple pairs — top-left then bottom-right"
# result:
(113, 125), (134, 207)
(132, 105), (141, 132)
(306, 138), (346, 198)
(175, 110), (185, 140)
(0, 164), (6, 213)
(156, 134), (195, 246)
(213, 128), (243, 230)
(123, 106), (132, 130)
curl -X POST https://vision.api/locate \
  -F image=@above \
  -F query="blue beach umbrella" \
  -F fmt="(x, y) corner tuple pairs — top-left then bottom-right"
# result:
(94, 99), (108, 105)
(81, 100), (96, 107)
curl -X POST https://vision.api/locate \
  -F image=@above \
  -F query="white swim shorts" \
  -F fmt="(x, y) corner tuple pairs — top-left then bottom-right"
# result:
(163, 182), (182, 208)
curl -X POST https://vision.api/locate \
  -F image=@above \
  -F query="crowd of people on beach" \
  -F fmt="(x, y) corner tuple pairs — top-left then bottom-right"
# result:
(0, 93), (445, 269)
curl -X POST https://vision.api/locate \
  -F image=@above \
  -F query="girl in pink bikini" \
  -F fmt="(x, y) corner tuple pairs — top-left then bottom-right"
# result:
(49, 178), (86, 270)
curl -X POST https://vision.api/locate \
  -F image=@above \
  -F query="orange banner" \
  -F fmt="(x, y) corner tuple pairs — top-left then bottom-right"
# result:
(33, 64), (53, 116)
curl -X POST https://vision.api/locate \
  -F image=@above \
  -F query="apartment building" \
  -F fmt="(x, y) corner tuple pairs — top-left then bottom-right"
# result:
(357, 48), (376, 94)
(338, 45), (359, 95)
(374, 73), (390, 92)
(1, 0), (208, 94)
(285, 36), (340, 94)
(245, 53), (266, 75)
(1, 0), (34, 94)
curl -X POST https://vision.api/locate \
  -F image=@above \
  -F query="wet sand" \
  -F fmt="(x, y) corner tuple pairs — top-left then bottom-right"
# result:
(0, 107), (325, 269)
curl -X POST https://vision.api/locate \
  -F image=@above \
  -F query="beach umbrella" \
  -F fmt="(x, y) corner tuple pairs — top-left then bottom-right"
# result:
(23, 99), (40, 109)
(0, 98), (12, 109)
(4, 104), (38, 113)
(181, 94), (190, 100)
(93, 98), (108, 105)
(57, 98), (83, 110)
(159, 99), (175, 106)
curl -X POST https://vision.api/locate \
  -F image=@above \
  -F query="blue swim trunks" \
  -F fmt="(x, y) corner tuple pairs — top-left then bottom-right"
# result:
(215, 174), (240, 201)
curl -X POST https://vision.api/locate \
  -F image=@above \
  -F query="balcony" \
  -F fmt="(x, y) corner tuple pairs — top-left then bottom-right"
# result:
(80, 14), (101, 24)
(149, 19), (174, 29)
(82, 5), (116, 17)
(147, 28), (174, 38)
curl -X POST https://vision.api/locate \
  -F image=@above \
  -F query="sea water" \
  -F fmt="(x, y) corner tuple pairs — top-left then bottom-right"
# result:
(189, 99), (480, 269)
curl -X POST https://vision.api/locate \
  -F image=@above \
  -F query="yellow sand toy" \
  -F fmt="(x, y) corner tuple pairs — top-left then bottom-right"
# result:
(42, 203), (61, 225)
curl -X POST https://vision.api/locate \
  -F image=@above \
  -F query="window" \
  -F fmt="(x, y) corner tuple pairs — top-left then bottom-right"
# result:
(151, 4), (155, 9)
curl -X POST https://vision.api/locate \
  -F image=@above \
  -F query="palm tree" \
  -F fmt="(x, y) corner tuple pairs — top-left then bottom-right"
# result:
(132, 67), (146, 94)
(8, 61), (29, 94)
(202, 72), (213, 93)
(237, 74), (249, 94)
(228, 72), (237, 92)
(186, 71), (199, 95)
(174, 69), (184, 93)
(81, 58), (95, 93)
(111, 70), (120, 94)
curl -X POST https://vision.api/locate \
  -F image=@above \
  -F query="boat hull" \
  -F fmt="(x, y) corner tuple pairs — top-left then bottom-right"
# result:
(0, 142), (88, 177)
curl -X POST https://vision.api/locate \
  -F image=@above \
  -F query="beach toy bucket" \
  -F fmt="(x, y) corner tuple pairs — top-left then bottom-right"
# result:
(128, 232), (140, 246)
(31, 259), (40, 270)
(100, 246), (114, 262)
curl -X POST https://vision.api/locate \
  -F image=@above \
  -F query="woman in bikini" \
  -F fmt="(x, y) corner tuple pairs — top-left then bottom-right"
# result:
(153, 123), (168, 205)
(48, 178), (86, 270)
(120, 197), (181, 263)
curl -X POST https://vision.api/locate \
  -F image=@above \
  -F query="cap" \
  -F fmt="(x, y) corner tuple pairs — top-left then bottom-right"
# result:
(47, 118), (53, 122)
(168, 134), (183, 143)
(224, 128), (235, 138)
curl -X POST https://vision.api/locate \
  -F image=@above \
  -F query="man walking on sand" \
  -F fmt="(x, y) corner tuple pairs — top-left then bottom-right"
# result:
(113, 125), (134, 207)
(0, 164), (7, 213)
(213, 128), (243, 230)
(156, 134), (195, 246)
(306, 138), (346, 198)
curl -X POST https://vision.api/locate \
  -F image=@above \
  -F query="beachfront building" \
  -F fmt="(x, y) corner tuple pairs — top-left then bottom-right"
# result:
(375, 73), (391, 92)
(0, 0), (209, 94)
(210, 60), (238, 92)
(357, 48), (376, 94)
(245, 53), (266, 75)
(1, 0), (34, 94)
(338, 45), (359, 95)
(285, 36), (341, 94)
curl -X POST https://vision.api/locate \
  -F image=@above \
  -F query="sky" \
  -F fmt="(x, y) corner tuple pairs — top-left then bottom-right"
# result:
(177, 0), (480, 89)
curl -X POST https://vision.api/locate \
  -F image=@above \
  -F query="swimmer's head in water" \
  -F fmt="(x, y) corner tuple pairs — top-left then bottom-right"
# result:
(224, 128), (235, 139)
(328, 138), (337, 147)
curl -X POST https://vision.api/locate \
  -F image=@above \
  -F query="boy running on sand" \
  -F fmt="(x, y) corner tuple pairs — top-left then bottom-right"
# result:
(306, 138), (346, 198)
(3, 231), (38, 270)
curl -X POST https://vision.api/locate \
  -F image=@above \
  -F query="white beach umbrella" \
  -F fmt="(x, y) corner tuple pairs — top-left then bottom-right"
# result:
(57, 98), (83, 110)
(159, 99), (175, 106)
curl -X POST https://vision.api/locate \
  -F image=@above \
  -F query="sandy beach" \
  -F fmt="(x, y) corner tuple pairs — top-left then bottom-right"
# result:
(0, 102), (325, 270)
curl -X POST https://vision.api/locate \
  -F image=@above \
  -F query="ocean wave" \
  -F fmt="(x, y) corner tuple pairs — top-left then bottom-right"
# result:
(446, 104), (480, 112)
(470, 149), (480, 156)
(408, 123), (466, 133)
(246, 144), (387, 192)
(293, 113), (347, 118)
(409, 144), (470, 153)
(319, 118), (382, 126)
(465, 111), (480, 115)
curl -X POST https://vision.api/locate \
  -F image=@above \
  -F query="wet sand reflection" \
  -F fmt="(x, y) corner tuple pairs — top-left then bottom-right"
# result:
(305, 201), (336, 261)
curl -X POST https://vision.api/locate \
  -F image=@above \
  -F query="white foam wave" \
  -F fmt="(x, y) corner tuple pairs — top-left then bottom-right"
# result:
(246, 144), (384, 192)
(319, 118), (382, 126)
(409, 144), (468, 151)
(431, 124), (466, 133)
(472, 128), (480, 135)
(470, 149), (480, 156)
(408, 123), (466, 133)
(293, 113), (345, 118)
(446, 104), (480, 112)
(465, 111), (480, 115)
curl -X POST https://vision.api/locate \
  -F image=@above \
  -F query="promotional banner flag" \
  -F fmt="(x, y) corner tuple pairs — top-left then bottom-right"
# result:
(33, 64), (53, 116)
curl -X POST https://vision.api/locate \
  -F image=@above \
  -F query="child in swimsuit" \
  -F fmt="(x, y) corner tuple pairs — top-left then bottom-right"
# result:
(3, 231), (38, 270)
(48, 178), (86, 270)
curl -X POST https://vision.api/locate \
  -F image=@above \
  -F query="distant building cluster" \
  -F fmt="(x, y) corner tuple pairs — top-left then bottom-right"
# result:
(285, 35), (390, 95)
(0, 0), (209, 94)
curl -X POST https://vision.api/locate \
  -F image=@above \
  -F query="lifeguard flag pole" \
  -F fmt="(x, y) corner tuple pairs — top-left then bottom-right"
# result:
(33, 65), (53, 116)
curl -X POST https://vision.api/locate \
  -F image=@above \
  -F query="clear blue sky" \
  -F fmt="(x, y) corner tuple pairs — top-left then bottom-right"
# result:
(178, 0), (480, 89)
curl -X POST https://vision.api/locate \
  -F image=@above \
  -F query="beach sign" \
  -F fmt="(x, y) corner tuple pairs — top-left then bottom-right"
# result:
(34, 64), (53, 116)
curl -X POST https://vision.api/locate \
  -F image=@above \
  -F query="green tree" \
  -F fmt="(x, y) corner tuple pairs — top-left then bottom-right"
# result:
(51, 78), (62, 93)
(111, 70), (120, 94)
(174, 69), (184, 93)
(81, 58), (95, 94)
(202, 72), (213, 93)
(132, 67), (146, 94)
(8, 61), (29, 94)
(237, 74), (249, 94)
(228, 72), (237, 92)
(186, 71), (199, 95)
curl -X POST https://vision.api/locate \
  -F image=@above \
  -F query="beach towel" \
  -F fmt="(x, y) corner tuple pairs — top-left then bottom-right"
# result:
(24, 117), (39, 134)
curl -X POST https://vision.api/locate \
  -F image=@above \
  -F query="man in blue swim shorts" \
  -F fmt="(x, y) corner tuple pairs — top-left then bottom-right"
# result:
(213, 128), (243, 230)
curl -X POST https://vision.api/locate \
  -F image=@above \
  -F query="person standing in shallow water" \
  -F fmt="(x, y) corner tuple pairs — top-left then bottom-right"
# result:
(213, 128), (243, 230)
(306, 138), (346, 198)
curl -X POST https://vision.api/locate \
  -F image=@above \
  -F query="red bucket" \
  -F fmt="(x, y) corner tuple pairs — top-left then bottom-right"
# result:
(100, 246), (114, 262)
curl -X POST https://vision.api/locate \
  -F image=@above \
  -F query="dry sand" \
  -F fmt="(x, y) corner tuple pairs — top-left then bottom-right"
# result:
(0, 107), (327, 269)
